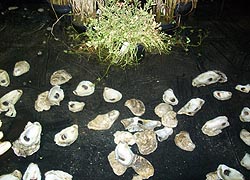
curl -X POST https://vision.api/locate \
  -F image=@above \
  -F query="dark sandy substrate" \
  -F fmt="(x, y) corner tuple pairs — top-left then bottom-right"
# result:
(0, 0), (250, 179)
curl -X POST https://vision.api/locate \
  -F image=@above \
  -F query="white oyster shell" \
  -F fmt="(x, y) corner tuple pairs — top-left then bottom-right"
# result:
(108, 151), (128, 176)
(13, 61), (30, 76)
(125, 99), (145, 116)
(48, 85), (64, 106)
(115, 142), (135, 166)
(73, 80), (95, 97)
(239, 107), (250, 122)
(45, 170), (73, 180)
(174, 131), (196, 152)
(240, 129), (250, 146)
(12, 121), (42, 157)
(50, 69), (72, 86)
(162, 88), (178, 105)
(192, 70), (227, 87)
(235, 84), (250, 93)
(177, 98), (205, 116)
(202, 116), (230, 136)
(103, 87), (122, 103)
(121, 117), (161, 132)
(0, 69), (10, 87)
(161, 110), (178, 128)
(155, 127), (173, 142)
(54, 124), (78, 147)
(213, 91), (232, 101)
(0, 141), (11, 156)
(131, 155), (154, 179)
(240, 153), (250, 170)
(34, 91), (51, 112)
(113, 131), (136, 145)
(206, 171), (220, 180)
(87, 110), (120, 130)
(68, 101), (85, 112)
(0, 170), (22, 180)
(23, 163), (41, 180)
(217, 164), (245, 180)
(154, 103), (173, 118)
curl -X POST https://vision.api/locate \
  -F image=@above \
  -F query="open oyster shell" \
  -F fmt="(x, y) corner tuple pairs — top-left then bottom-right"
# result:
(155, 127), (173, 142)
(0, 69), (10, 87)
(73, 80), (95, 97)
(239, 107), (250, 122)
(54, 124), (78, 147)
(235, 84), (250, 93)
(134, 130), (158, 155)
(206, 171), (220, 180)
(177, 98), (205, 116)
(115, 142), (135, 166)
(154, 103), (173, 118)
(240, 153), (250, 170)
(23, 163), (41, 180)
(68, 101), (85, 113)
(87, 110), (120, 130)
(217, 164), (245, 180)
(48, 85), (64, 106)
(125, 99), (145, 116)
(131, 155), (154, 179)
(50, 69), (72, 86)
(45, 170), (73, 180)
(162, 88), (178, 105)
(13, 60), (30, 76)
(34, 91), (51, 112)
(240, 129), (250, 146)
(113, 131), (136, 145)
(161, 110), (178, 128)
(108, 151), (128, 176)
(12, 121), (42, 157)
(0, 170), (22, 180)
(103, 87), (122, 103)
(202, 116), (230, 136)
(174, 131), (195, 152)
(0, 141), (11, 156)
(192, 70), (227, 87)
(121, 117), (161, 132)
(213, 91), (232, 101)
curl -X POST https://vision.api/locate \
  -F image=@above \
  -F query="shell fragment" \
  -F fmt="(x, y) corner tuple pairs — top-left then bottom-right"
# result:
(0, 141), (11, 156)
(240, 153), (250, 170)
(174, 131), (196, 151)
(240, 129), (250, 146)
(125, 99), (145, 116)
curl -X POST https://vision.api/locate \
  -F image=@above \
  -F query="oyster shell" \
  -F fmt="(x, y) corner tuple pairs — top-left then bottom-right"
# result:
(177, 98), (205, 116)
(192, 70), (227, 87)
(50, 69), (72, 86)
(34, 91), (51, 112)
(213, 91), (232, 101)
(103, 87), (122, 103)
(0, 170), (22, 180)
(115, 142), (135, 166)
(206, 171), (220, 180)
(155, 127), (173, 142)
(239, 107), (250, 122)
(162, 88), (178, 105)
(240, 153), (250, 170)
(154, 103), (173, 118)
(68, 101), (85, 113)
(12, 121), (42, 157)
(201, 116), (230, 136)
(87, 110), (120, 130)
(134, 130), (158, 155)
(45, 170), (73, 180)
(13, 61), (30, 76)
(48, 85), (64, 106)
(131, 155), (154, 179)
(125, 99), (145, 116)
(235, 84), (250, 93)
(108, 151), (127, 176)
(0, 141), (11, 156)
(174, 131), (195, 151)
(54, 124), (78, 147)
(161, 110), (178, 128)
(0, 69), (10, 87)
(121, 117), (161, 132)
(113, 131), (136, 145)
(23, 163), (41, 180)
(0, 89), (23, 114)
(73, 80), (95, 97)
(240, 129), (250, 146)
(217, 164), (244, 180)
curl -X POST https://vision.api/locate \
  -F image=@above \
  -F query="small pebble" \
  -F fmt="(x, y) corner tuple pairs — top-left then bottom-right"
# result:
(46, 27), (52, 31)
(37, 51), (43, 56)
(24, 7), (28, 11)
(42, 40), (46, 44)
(37, 8), (44, 13)
(8, 6), (19, 11)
